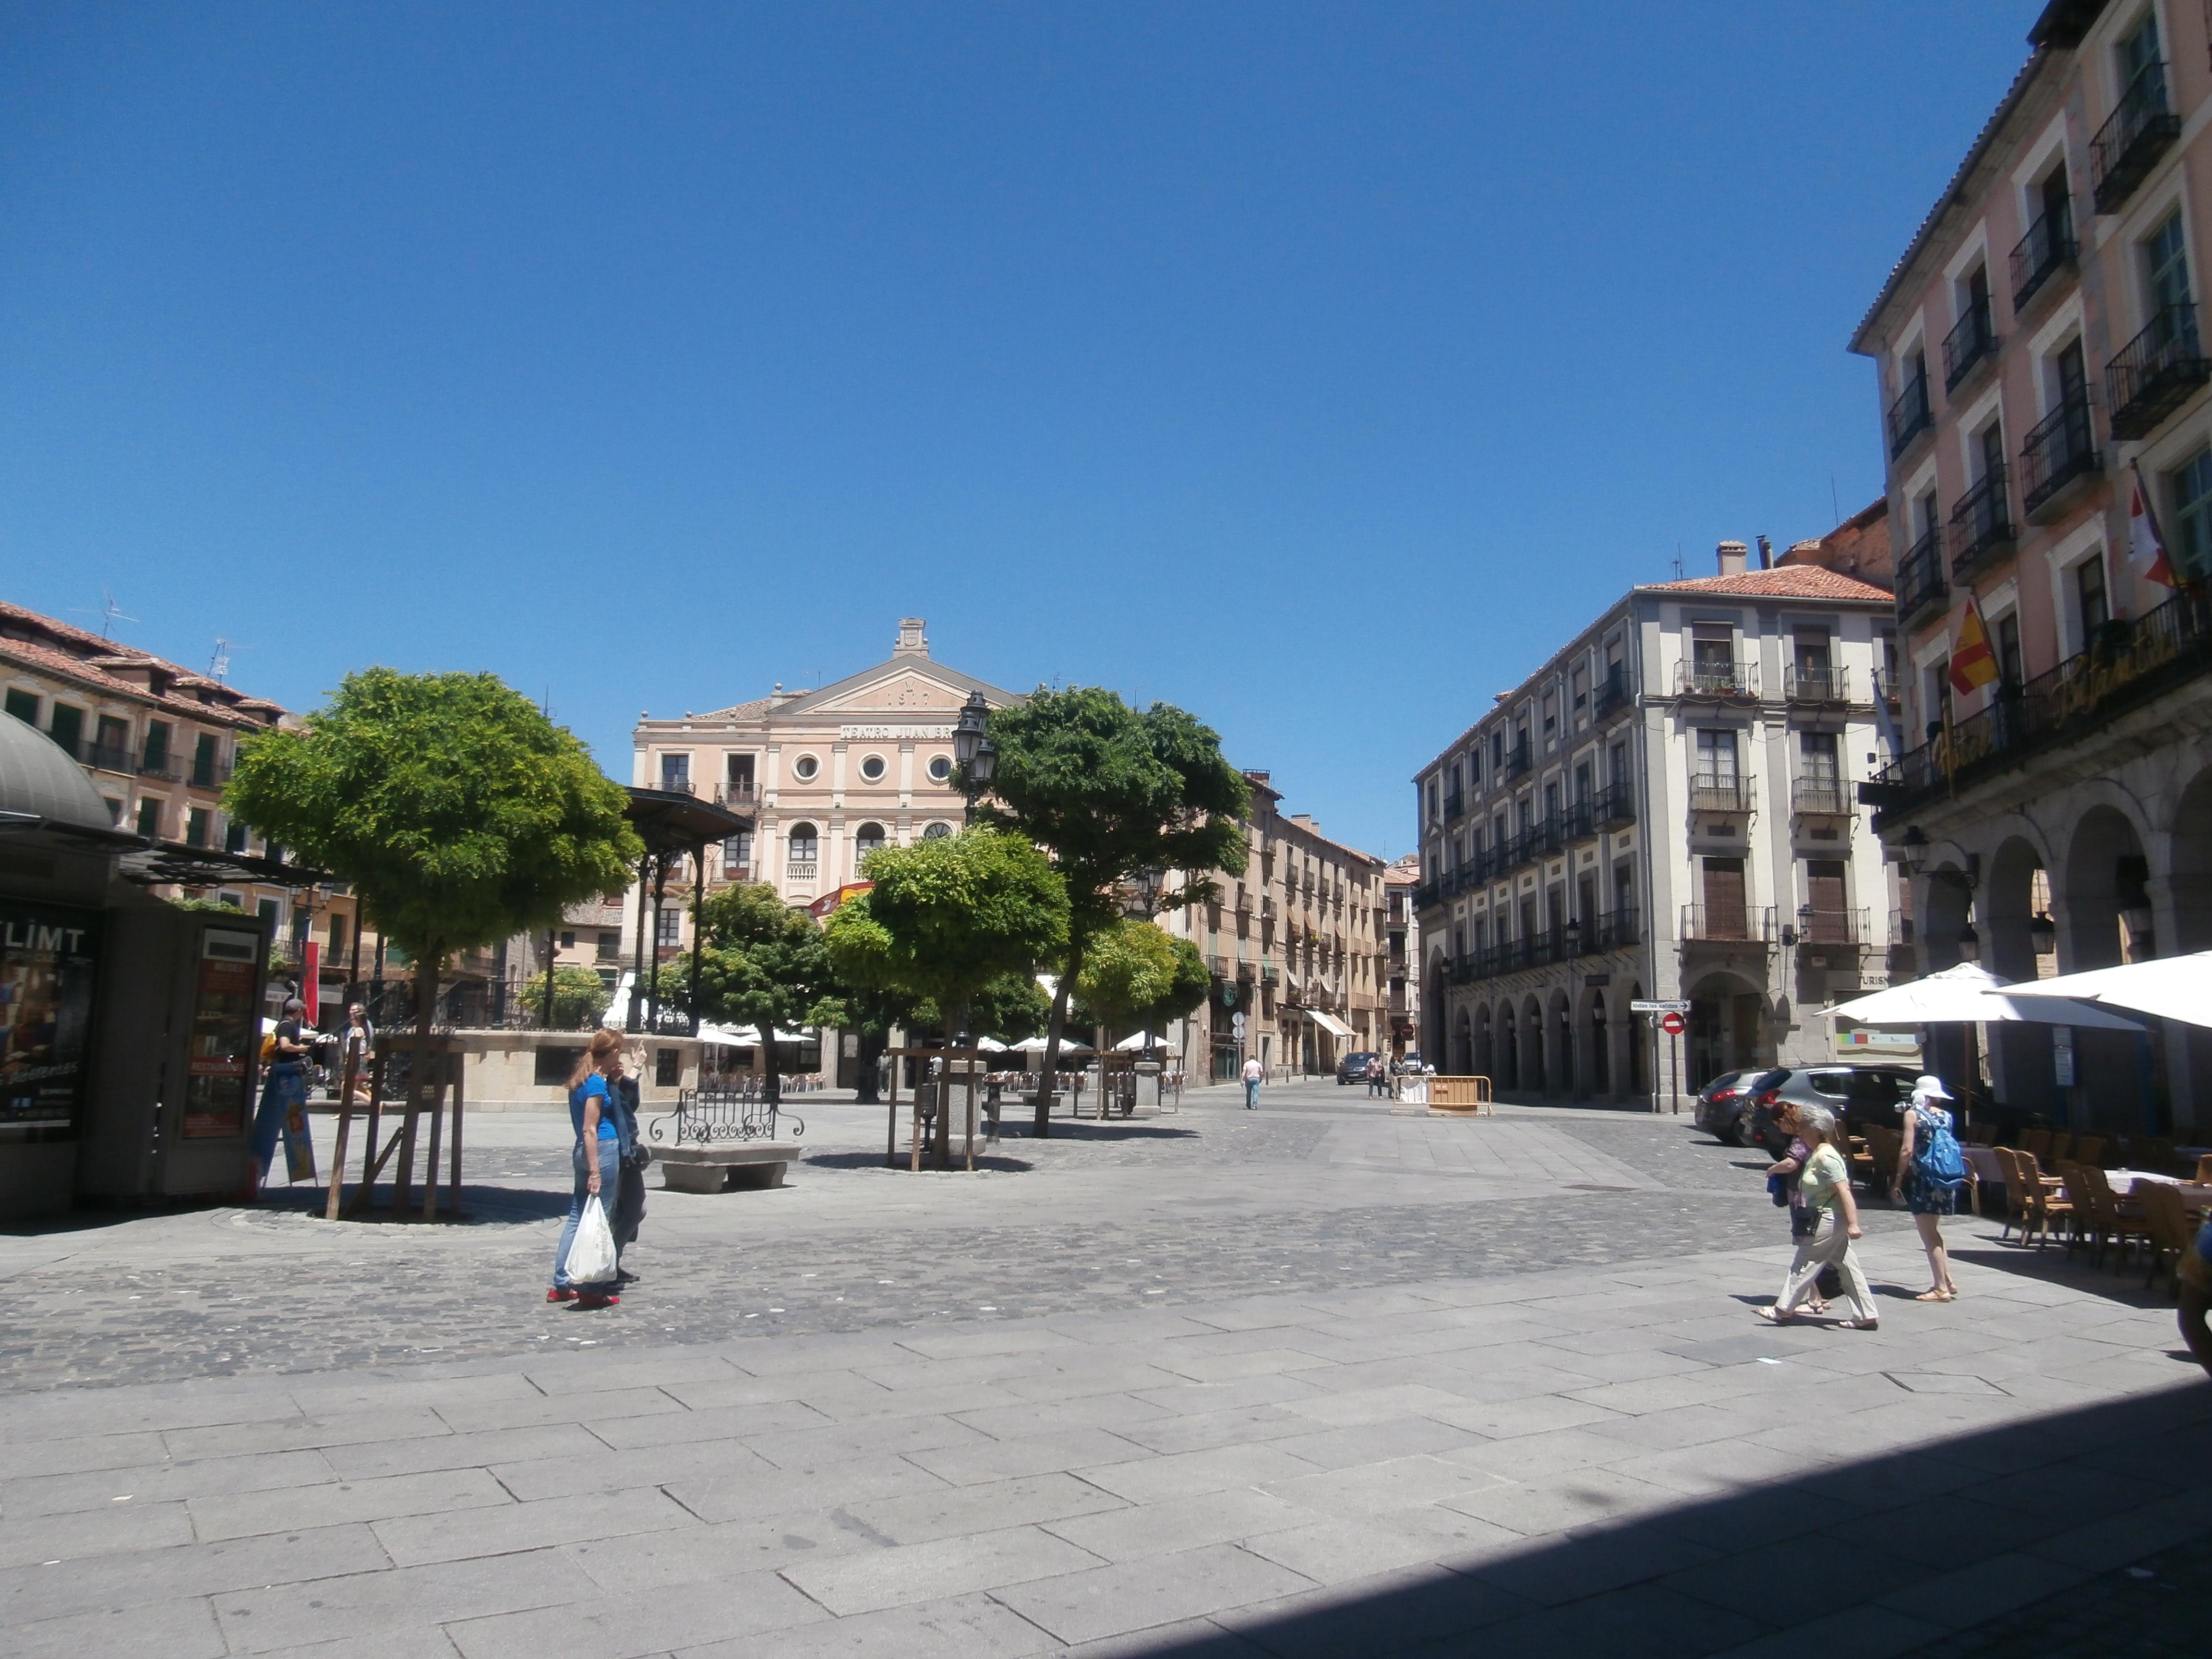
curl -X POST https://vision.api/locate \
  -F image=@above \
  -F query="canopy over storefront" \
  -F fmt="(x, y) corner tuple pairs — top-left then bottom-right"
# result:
(1303, 1008), (1356, 1041)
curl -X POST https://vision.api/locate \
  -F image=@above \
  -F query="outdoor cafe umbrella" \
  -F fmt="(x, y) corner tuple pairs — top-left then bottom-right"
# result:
(2002, 950), (2212, 1029)
(1010, 1034), (1092, 1054)
(1822, 962), (2144, 1031)
(1113, 1030), (1165, 1050)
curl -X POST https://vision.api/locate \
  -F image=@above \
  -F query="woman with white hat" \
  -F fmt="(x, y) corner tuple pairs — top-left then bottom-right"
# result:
(1893, 1074), (1964, 1302)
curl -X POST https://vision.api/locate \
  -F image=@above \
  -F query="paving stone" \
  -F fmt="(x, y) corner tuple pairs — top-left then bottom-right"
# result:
(1438, 1464), (1686, 1537)
(4, 1447), (336, 1519)
(0, 1523), (390, 1624)
(903, 1426), (1151, 1487)
(840, 1470), (1128, 1545)
(373, 1486), (697, 1567)
(445, 1567), (825, 1657)
(1078, 1442), (1327, 1504)
(211, 1551), (584, 1652)
(0, 1497), (194, 1567)
(778, 1522), (1104, 1616)
(189, 1466), (513, 1541)
(8, 1592), (229, 1658)
(991, 1541), (1318, 1645)
(680, 1590), (1061, 1658)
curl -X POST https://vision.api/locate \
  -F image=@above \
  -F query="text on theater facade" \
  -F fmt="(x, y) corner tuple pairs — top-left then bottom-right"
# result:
(837, 725), (955, 740)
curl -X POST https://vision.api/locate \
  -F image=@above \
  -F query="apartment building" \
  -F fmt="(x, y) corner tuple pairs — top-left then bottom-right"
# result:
(1166, 774), (1389, 1082)
(626, 620), (1022, 956)
(1852, 0), (2212, 1129)
(1413, 542), (1899, 1104)
(1384, 852), (1421, 1058)
(0, 601), (365, 1015)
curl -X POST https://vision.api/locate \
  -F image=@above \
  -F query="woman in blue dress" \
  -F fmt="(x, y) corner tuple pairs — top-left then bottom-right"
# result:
(1892, 1074), (1962, 1303)
(549, 1028), (625, 1305)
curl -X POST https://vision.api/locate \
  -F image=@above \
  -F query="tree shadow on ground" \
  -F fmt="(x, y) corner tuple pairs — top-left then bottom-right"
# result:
(801, 1151), (1037, 1174)
(1024, 1122), (1199, 1142)
(1093, 1382), (2212, 1658)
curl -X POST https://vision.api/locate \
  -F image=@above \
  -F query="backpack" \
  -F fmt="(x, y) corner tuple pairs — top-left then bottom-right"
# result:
(1912, 1106), (1968, 1189)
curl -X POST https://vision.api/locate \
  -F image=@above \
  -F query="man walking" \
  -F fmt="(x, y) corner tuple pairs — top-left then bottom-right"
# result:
(1241, 1053), (1263, 1110)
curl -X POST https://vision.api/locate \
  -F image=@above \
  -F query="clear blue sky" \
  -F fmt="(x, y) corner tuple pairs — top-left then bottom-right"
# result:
(3, 4), (2030, 859)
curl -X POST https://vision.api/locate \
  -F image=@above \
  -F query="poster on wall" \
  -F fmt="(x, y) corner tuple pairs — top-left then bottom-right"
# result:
(182, 927), (262, 1138)
(0, 902), (102, 1133)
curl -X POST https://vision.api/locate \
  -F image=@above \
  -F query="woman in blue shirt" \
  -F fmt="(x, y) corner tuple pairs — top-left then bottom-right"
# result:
(550, 1028), (626, 1304)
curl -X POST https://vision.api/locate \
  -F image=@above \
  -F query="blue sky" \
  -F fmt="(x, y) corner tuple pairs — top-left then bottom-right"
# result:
(2, 4), (2029, 858)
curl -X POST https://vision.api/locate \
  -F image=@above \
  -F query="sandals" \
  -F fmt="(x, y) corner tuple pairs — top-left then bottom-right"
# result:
(1755, 1306), (1794, 1324)
(1913, 1288), (1958, 1302)
(1839, 1318), (1880, 1331)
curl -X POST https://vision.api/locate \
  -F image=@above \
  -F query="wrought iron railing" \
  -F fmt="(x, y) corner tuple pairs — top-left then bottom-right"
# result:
(1948, 464), (2014, 581)
(86, 741), (134, 774)
(1442, 790), (1465, 821)
(2106, 302), (2209, 441)
(2011, 202), (2076, 312)
(190, 757), (233, 788)
(1791, 908), (1868, 948)
(1791, 777), (1852, 817)
(1681, 903), (1776, 945)
(1897, 526), (1948, 622)
(1888, 373), (1933, 458)
(1861, 584), (2212, 821)
(2020, 393), (2100, 517)
(1675, 660), (1756, 698)
(1689, 772), (1755, 813)
(1594, 667), (1631, 721)
(1504, 742), (1533, 781)
(1592, 779), (1636, 830)
(1942, 299), (1998, 391)
(1783, 666), (1849, 703)
(1595, 907), (1640, 951)
(653, 1081), (805, 1146)
(2092, 59), (2179, 214)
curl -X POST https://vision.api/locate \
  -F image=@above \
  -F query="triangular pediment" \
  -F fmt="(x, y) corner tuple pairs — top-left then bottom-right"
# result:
(809, 669), (969, 715)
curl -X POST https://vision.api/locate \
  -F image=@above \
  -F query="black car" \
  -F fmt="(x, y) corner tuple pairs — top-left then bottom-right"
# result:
(1692, 1070), (1779, 1146)
(1336, 1051), (1381, 1084)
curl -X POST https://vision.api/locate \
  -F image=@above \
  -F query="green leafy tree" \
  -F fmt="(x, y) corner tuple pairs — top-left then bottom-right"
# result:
(976, 688), (1248, 1134)
(1073, 921), (1209, 1040)
(521, 965), (614, 1031)
(686, 882), (842, 1104)
(226, 669), (639, 1170)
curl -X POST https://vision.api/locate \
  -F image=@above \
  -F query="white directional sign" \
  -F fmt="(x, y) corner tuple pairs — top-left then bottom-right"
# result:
(1630, 999), (1692, 1014)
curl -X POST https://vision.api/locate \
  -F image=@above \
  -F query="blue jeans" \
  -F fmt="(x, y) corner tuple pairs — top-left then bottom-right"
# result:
(1244, 1078), (1260, 1108)
(552, 1137), (622, 1289)
(252, 1062), (307, 1175)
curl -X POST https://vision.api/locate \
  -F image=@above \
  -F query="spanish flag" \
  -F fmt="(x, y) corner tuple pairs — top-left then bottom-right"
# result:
(2128, 462), (2179, 588)
(1948, 596), (2000, 696)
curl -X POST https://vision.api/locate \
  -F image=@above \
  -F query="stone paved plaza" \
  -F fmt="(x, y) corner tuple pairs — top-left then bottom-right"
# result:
(2, 1081), (2208, 1657)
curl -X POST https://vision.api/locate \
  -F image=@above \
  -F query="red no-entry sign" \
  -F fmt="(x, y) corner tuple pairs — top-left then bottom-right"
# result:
(1660, 1011), (1686, 1036)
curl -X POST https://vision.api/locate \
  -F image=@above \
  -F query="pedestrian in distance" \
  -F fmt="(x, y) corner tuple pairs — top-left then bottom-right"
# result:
(550, 1028), (625, 1306)
(1365, 1055), (1387, 1098)
(1893, 1074), (1964, 1302)
(1758, 1102), (1879, 1330)
(1242, 1053), (1262, 1109)
(339, 1002), (376, 1107)
(251, 997), (316, 1183)
(608, 1044), (649, 1285)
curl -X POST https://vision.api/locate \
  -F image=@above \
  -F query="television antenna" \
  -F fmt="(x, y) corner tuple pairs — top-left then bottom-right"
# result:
(209, 638), (233, 681)
(71, 589), (139, 639)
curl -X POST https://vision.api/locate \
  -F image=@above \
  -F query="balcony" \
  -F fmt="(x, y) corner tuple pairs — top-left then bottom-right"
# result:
(1783, 665), (1849, 704)
(785, 862), (818, 882)
(716, 783), (757, 810)
(1790, 777), (1853, 819)
(86, 742), (134, 775)
(1504, 742), (1533, 781)
(189, 759), (232, 788)
(1947, 464), (2015, 584)
(2020, 393), (2101, 522)
(1897, 527), (1948, 625)
(1941, 300), (1998, 393)
(1594, 907), (1640, 951)
(1442, 790), (1466, 822)
(1887, 374), (1933, 459)
(1594, 668), (1632, 721)
(1861, 585), (2212, 823)
(1414, 880), (1442, 911)
(1874, 667), (1904, 706)
(2091, 60), (2180, 215)
(2106, 303), (2210, 441)
(1674, 659), (1757, 699)
(2010, 203), (2076, 313)
(1591, 780), (1636, 831)
(1681, 904), (1776, 947)
(1791, 908), (1869, 950)
(1689, 772), (1755, 816)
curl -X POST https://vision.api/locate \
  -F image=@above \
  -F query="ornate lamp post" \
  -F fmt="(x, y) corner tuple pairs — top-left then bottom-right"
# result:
(952, 691), (996, 826)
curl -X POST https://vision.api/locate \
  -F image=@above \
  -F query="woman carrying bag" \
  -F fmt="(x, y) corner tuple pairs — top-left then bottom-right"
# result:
(549, 1029), (625, 1306)
(1758, 1102), (1879, 1330)
(1893, 1074), (1964, 1302)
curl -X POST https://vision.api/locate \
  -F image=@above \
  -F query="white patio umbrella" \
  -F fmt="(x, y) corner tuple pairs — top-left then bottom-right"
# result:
(1010, 1034), (1091, 1054)
(1113, 1030), (1164, 1051)
(972, 1035), (1010, 1053)
(1822, 962), (2143, 1031)
(2003, 950), (2212, 1029)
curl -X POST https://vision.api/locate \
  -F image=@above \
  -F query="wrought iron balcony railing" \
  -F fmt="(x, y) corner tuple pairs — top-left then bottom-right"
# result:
(188, 758), (231, 787)
(1783, 666), (1849, 703)
(1874, 667), (1904, 705)
(1887, 373), (1933, 458)
(1442, 790), (1466, 822)
(1948, 464), (2015, 582)
(1860, 585), (2212, 823)
(1689, 772), (1755, 814)
(1675, 660), (1756, 699)
(1504, 742), (1533, 781)
(1593, 667), (1632, 721)
(1897, 526), (1948, 623)
(1791, 907), (1869, 949)
(86, 742), (134, 774)
(2020, 393), (2100, 519)
(1941, 299), (1998, 392)
(1790, 777), (1852, 817)
(1592, 779), (1636, 830)
(1681, 904), (1776, 945)
(2010, 202), (2076, 313)
(2092, 60), (2180, 214)
(2106, 302), (2210, 440)
(1595, 907), (1640, 951)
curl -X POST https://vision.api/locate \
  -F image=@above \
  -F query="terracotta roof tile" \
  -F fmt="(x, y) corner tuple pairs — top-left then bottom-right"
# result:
(1637, 567), (1895, 603)
(0, 600), (289, 730)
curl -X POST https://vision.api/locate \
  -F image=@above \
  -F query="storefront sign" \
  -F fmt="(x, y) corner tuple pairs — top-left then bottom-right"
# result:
(0, 900), (102, 1132)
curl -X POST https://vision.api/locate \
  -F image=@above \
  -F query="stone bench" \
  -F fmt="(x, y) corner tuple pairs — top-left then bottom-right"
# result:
(656, 1143), (803, 1193)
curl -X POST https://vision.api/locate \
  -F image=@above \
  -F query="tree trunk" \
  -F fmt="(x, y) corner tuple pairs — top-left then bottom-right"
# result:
(854, 1026), (887, 1103)
(759, 1020), (781, 1108)
(1033, 936), (1084, 1139)
(394, 948), (440, 1215)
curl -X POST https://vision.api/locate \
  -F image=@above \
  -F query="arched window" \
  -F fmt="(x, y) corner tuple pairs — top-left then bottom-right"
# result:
(921, 821), (952, 840)
(786, 823), (819, 874)
(854, 822), (886, 869)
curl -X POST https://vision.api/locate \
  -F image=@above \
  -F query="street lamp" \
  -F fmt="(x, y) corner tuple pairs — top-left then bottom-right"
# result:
(1956, 922), (1981, 963)
(953, 692), (995, 826)
(1562, 916), (1582, 956)
(2029, 912), (2056, 955)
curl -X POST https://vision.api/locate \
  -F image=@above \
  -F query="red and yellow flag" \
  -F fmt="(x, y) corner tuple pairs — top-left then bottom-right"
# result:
(1949, 597), (2000, 696)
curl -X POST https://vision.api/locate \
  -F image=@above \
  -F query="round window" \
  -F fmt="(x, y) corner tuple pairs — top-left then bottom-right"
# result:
(921, 821), (952, 840)
(858, 754), (886, 782)
(791, 754), (819, 781)
(926, 755), (952, 782)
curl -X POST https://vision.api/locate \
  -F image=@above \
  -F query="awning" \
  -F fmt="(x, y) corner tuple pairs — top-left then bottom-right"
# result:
(1306, 1009), (1356, 1040)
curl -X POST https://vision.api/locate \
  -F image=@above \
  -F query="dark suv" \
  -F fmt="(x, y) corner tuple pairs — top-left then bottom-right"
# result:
(1336, 1051), (1381, 1084)
(1697, 1064), (1918, 1153)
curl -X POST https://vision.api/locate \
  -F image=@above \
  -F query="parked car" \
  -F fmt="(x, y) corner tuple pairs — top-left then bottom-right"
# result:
(1710, 1065), (1920, 1157)
(1336, 1051), (1381, 1084)
(1693, 1070), (1779, 1146)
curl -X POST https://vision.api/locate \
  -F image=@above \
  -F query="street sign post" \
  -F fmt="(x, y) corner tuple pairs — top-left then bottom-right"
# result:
(1630, 999), (1691, 1014)
(1659, 1011), (1685, 1036)
(1630, 1001), (1690, 1112)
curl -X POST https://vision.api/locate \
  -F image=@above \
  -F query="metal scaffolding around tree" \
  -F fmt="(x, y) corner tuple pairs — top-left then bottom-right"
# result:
(883, 1046), (997, 1172)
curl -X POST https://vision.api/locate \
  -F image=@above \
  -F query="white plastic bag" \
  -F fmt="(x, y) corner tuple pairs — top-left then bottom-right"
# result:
(565, 1195), (618, 1285)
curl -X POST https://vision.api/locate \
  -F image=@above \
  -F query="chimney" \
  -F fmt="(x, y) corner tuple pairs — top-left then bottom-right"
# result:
(1717, 541), (1748, 577)
(1756, 535), (1773, 570)
(893, 618), (929, 658)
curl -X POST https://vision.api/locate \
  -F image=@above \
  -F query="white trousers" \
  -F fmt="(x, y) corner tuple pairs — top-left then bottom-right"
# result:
(1776, 1213), (1877, 1322)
